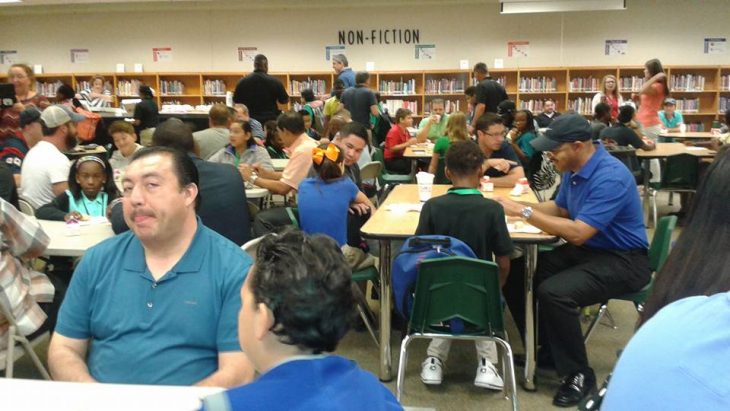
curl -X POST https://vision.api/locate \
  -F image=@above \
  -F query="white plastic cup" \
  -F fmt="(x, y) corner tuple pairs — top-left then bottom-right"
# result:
(679, 123), (687, 133)
(434, 114), (441, 123)
(416, 171), (435, 202)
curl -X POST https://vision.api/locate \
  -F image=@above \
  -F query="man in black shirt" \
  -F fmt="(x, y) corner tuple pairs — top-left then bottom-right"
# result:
(476, 113), (524, 187)
(536, 98), (561, 128)
(233, 54), (289, 124)
(340, 71), (379, 129)
(470, 62), (508, 133)
(600, 105), (655, 150)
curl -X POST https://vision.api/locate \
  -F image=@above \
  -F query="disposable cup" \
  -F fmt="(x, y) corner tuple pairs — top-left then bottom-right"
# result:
(416, 171), (435, 202)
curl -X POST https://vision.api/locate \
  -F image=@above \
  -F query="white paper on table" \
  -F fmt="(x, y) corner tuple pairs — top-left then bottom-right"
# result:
(685, 146), (706, 151)
(386, 203), (423, 213)
(77, 216), (110, 226)
(506, 222), (542, 234)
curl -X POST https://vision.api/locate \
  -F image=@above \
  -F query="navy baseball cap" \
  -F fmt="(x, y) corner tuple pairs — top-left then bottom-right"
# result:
(19, 107), (42, 128)
(531, 113), (592, 152)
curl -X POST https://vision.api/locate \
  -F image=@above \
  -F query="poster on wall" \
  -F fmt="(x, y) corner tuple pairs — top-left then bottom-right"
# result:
(415, 44), (436, 60)
(0, 50), (19, 65)
(507, 41), (529, 58)
(70, 49), (89, 64)
(153, 47), (173, 63)
(704, 38), (726, 54)
(605, 40), (628, 56)
(325, 45), (346, 61)
(238, 47), (258, 62)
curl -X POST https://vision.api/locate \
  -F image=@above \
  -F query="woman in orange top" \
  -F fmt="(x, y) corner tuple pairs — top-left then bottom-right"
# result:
(636, 58), (669, 142)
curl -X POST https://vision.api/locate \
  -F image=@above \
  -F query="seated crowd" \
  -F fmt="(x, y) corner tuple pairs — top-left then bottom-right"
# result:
(1, 56), (729, 410)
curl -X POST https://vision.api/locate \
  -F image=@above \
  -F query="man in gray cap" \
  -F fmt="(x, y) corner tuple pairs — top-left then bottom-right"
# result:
(20, 105), (83, 208)
(497, 113), (650, 407)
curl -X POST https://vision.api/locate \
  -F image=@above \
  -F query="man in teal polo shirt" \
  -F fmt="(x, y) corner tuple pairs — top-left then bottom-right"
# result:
(48, 146), (254, 387)
(417, 98), (448, 142)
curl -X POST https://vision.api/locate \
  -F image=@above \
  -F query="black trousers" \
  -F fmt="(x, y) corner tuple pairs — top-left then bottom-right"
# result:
(385, 158), (411, 175)
(503, 243), (650, 376)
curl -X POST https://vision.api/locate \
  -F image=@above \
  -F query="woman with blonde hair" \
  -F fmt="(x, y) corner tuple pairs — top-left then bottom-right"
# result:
(591, 74), (624, 121)
(428, 111), (469, 181)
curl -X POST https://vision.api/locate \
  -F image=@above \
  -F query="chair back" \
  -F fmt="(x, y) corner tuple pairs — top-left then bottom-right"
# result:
(18, 198), (35, 216)
(607, 146), (642, 181)
(648, 215), (678, 272)
(359, 161), (383, 181)
(661, 154), (699, 189)
(409, 256), (505, 338)
(433, 156), (449, 185)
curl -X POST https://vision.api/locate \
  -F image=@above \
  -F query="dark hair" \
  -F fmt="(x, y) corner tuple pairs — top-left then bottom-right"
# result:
(338, 122), (369, 145)
(108, 120), (135, 136)
(497, 100), (516, 128)
(332, 79), (346, 99)
(645, 58), (669, 97)
(129, 146), (201, 209)
(445, 141), (484, 177)
(56, 83), (75, 100)
(475, 112), (504, 132)
(231, 119), (256, 148)
(594, 102), (612, 120)
(254, 54), (268, 71)
(724, 108), (730, 126)
(473, 62), (488, 74)
(465, 86), (476, 97)
(251, 230), (355, 353)
(139, 85), (154, 98)
(617, 105), (635, 124)
(152, 118), (195, 153)
(301, 89), (315, 102)
(264, 120), (278, 144)
(640, 146), (730, 325)
(515, 109), (535, 133)
(276, 111), (305, 135)
(355, 71), (369, 85)
(209, 103), (231, 126)
(395, 108), (412, 123)
(298, 109), (311, 119)
(312, 143), (344, 181)
(68, 155), (118, 201)
(544, 98), (555, 104)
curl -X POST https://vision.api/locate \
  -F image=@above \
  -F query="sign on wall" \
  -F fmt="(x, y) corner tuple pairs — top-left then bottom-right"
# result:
(415, 44), (436, 60)
(337, 29), (420, 46)
(325, 45), (346, 61)
(238, 47), (257, 62)
(70, 49), (89, 63)
(153, 47), (173, 62)
(704, 38), (726, 54)
(605, 39), (628, 56)
(508, 41), (529, 58)
(0, 50), (19, 65)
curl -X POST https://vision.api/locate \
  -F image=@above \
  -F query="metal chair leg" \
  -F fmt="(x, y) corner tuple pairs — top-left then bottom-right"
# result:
(6, 325), (15, 378)
(396, 335), (414, 402)
(352, 284), (379, 348)
(356, 304), (379, 348)
(584, 303), (608, 343)
(494, 337), (519, 411)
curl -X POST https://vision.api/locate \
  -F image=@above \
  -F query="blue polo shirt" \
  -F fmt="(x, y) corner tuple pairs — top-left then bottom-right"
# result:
(555, 143), (648, 250)
(56, 219), (252, 385)
(298, 177), (359, 246)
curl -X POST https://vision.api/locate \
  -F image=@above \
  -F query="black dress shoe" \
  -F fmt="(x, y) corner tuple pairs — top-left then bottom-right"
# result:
(553, 369), (596, 407)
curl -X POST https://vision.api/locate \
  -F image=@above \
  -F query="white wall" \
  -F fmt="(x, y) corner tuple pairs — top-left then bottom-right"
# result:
(0, 0), (728, 74)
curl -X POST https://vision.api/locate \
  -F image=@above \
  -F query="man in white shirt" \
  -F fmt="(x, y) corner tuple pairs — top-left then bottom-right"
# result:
(20, 105), (83, 208)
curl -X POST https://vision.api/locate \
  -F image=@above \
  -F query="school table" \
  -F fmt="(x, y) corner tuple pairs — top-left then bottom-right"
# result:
(37, 218), (115, 257)
(361, 184), (557, 390)
(657, 131), (717, 142)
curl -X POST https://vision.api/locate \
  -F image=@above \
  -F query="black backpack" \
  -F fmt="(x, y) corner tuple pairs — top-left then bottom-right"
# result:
(373, 111), (393, 147)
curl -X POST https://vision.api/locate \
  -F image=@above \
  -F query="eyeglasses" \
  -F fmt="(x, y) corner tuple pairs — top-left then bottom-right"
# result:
(483, 130), (507, 138)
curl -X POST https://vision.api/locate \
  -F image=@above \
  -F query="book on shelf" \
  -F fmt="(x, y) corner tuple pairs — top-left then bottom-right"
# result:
(518, 76), (557, 92)
(619, 76), (644, 92)
(567, 98), (592, 115)
(379, 78), (417, 95)
(204, 79), (227, 96)
(670, 74), (705, 91)
(383, 99), (418, 114)
(470, 76), (507, 87)
(424, 78), (465, 94)
(569, 77), (600, 92)
(36, 80), (63, 97)
(520, 98), (561, 114)
(685, 122), (705, 132)
(290, 78), (327, 96)
(721, 74), (730, 91)
(675, 98), (700, 113)
(117, 79), (145, 96)
(719, 96), (729, 113)
(424, 99), (461, 114)
(159, 80), (185, 96)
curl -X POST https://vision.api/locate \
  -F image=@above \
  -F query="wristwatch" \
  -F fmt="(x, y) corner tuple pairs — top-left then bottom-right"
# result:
(249, 172), (258, 185)
(520, 206), (534, 220)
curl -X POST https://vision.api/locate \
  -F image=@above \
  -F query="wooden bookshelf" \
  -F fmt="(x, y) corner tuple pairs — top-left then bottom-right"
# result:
(2, 65), (728, 128)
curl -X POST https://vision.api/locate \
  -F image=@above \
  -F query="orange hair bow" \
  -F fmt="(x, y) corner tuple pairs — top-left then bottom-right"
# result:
(312, 144), (340, 165)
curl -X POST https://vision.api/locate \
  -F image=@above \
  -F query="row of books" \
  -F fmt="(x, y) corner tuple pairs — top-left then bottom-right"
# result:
(424, 100), (461, 114)
(35, 81), (63, 97)
(674, 98), (700, 112)
(670, 74), (705, 91)
(203, 79), (227, 96)
(619, 76), (645, 92)
(383, 99), (418, 114)
(290, 79), (327, 96)
(568, 77), (600, 92)
(74, 81), (112, 93)
(519, 98), (560, 114)
(720, 96), (729, 113)
(721, 75), (730, 91)
(424, 78), (465, 94)
(379, 79), (418, 95)
(159, 80), (186, 96)
(685, 122), (705, 132)
(518, 77), (558, 92)
(567, 98), (592, 115)
(117, 80), (144, 96)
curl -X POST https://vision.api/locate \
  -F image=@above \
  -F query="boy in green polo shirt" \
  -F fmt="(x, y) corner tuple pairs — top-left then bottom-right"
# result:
(415, 141), (513, 390)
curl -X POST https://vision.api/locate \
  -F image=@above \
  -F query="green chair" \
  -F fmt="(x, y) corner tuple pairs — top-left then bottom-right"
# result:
(583, 215), (678, 343)
(396, 257), (518, 410)
(371, 147), (414, 188)
(650, 154), (699, 228)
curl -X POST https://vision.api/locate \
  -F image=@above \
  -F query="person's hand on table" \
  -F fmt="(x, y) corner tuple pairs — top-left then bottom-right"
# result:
(486, 158), (516, 174)
(64, 211), (83, 222)
(349, 203), (371, 216)
(238, 164), (252, 181)
(407, 137), (418, 146)
(494, 196), (524, 217)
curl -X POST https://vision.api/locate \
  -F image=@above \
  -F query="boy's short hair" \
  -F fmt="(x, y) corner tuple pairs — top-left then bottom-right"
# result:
(252, 230), (355, 353)
(394, 108), (412, 123)
(445, 141), (484, 177)
(108, 120), (135, 135)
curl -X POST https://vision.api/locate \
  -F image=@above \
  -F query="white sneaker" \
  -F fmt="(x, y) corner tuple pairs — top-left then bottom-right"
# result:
(420, 356), (443, 385)
(474, 358), (504, 390)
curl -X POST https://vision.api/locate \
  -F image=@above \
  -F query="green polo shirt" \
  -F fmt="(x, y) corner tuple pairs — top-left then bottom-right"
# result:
(56, 219), (251, 385)
(417, 114), (449, 141)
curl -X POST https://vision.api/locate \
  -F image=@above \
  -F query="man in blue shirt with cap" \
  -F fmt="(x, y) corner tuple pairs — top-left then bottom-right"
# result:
(497, 113), (650, 407)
